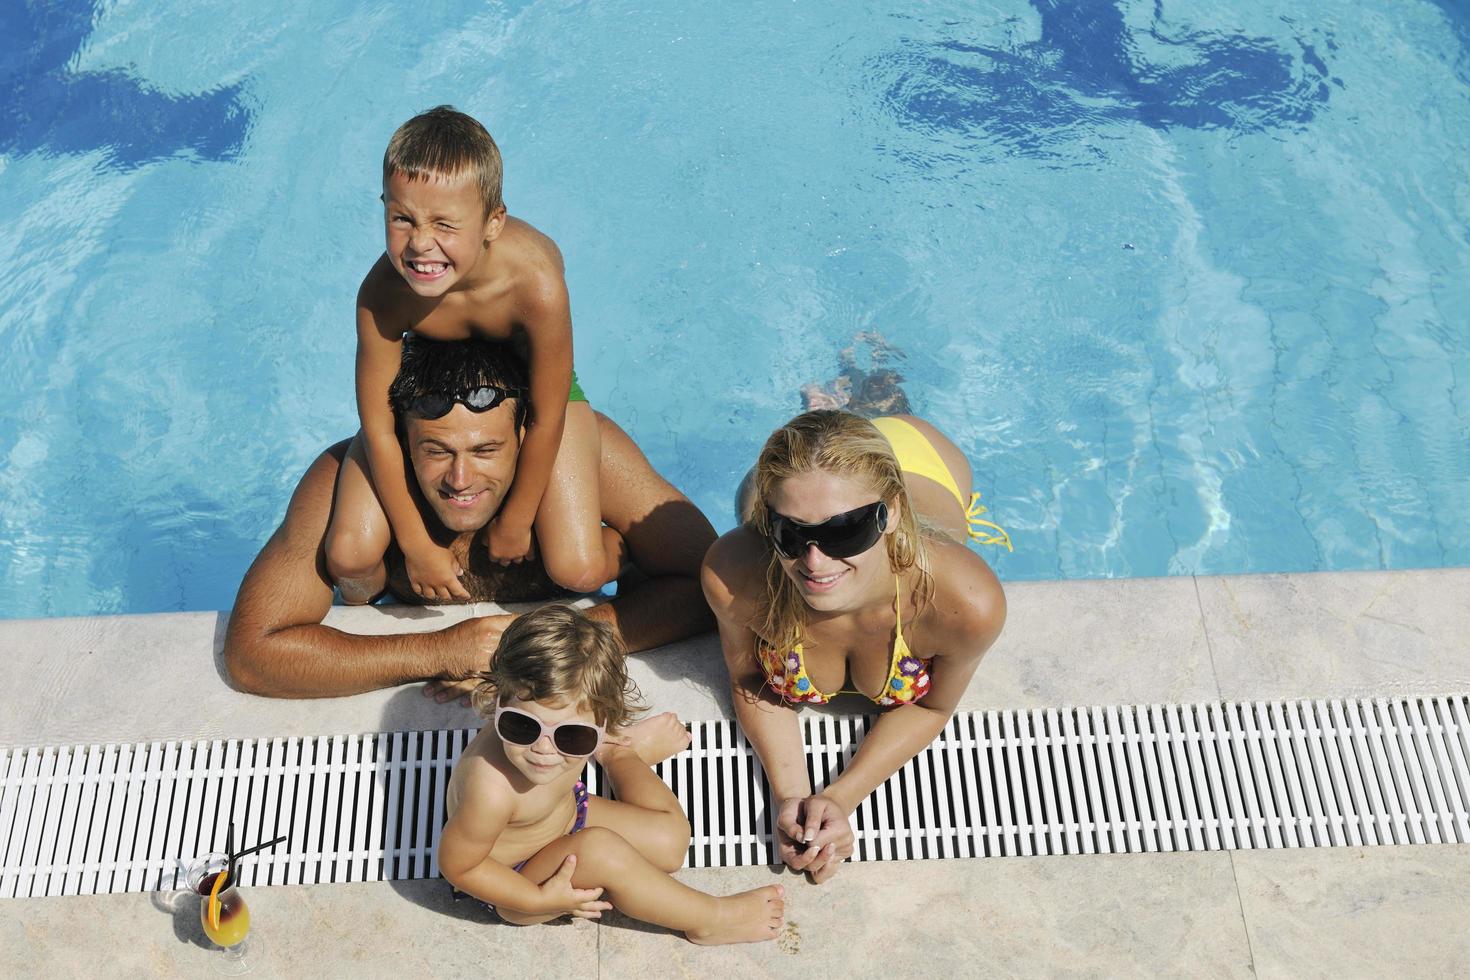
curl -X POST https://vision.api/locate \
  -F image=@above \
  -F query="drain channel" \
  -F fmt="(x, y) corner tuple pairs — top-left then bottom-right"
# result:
(1, 695), (1467, 898)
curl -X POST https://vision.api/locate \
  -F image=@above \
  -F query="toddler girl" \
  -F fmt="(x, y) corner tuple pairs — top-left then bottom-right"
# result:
(440, 604), (785, 944)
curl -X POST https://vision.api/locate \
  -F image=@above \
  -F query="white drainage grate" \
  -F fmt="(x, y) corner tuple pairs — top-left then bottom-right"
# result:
(2, 696), (1468, 898)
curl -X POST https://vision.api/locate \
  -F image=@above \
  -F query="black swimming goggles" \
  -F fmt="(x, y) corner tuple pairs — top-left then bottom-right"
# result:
(406, 385), (522, 420)
(766, 500), (889, 560)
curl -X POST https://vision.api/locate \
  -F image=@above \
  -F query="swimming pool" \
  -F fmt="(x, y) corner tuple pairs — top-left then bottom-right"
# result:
(2, 0), (1468, 618)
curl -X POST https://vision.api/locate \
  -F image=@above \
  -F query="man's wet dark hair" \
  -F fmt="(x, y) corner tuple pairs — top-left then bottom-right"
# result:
(388, 335), (530, 430)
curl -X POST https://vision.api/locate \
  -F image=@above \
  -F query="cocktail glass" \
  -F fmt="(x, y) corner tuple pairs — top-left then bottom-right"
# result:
(186, 853), (254, 975)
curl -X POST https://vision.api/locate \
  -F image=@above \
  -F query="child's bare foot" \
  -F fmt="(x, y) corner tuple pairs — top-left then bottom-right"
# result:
(686, 885), (786, 946)
(606, 712), (690, 766)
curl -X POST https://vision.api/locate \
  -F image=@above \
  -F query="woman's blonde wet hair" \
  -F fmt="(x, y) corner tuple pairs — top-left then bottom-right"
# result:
(749, 410), (934, 655)
(471, 604), (644, 730)
(384, 105), (504, 215)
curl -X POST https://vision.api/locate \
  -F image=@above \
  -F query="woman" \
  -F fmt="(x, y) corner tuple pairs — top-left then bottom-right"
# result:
(701, 410), (1007, 883)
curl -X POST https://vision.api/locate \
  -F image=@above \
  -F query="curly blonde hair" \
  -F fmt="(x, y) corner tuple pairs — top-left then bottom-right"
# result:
(748, 410), (934, 655)
(470, 604), (644, 730)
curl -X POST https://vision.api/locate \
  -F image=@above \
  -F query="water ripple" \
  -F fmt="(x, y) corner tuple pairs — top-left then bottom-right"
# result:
(866, 0), (1333, 166)
(0, 0), (253, 169)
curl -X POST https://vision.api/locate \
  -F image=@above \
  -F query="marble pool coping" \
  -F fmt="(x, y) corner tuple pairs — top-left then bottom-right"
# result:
(2, 566), (1468, 977)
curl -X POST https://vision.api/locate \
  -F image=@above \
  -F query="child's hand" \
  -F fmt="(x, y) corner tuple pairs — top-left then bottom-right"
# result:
(487, 517), (534, 565)
(404, 540), (472, 601)
(536, 854), (611, 919)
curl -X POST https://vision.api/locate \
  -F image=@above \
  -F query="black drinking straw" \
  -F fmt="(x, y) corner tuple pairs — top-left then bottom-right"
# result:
(232, 835), (288, 864)
(225, 822), (235, 885)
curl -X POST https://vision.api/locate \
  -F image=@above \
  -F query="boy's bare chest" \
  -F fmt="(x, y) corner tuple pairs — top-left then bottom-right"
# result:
(407, 298), (522, 346)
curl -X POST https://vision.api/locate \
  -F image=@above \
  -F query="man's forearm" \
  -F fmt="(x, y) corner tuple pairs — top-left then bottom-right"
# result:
(584, 573), (713, 654)
(225, 619), (480, 699)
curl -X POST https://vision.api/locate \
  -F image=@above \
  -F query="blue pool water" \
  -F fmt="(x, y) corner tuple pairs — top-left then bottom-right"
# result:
(2, 0), (1468, 619)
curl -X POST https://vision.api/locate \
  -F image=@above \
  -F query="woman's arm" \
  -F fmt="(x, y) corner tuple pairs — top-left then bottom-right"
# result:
(702, 539), (830, 872)
(823, 548), (1006, 818)
(713, 613), (841, 876)
(701, 535), (811, 803)
(714, 614), (811, 804)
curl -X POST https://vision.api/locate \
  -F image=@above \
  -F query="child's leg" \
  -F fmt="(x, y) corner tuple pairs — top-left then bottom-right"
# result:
(323, 434), (393, 604)
(586, 728), (692, 872)
(504, 827), (784, 945)
(535, 403), (627, 593)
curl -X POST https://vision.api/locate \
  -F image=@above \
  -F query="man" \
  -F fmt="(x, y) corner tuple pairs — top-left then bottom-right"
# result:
(224, 335), (716, 699)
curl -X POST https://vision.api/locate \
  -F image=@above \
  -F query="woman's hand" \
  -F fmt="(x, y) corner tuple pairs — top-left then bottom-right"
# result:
(775, 794), (854, 883)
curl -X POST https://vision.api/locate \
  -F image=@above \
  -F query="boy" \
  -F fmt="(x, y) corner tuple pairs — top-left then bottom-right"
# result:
(326, 106), (622, 602)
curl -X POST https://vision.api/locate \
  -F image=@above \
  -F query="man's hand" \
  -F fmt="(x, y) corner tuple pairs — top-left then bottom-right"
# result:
(487, 517), (534, 565)
(775, 794), (854, 884)
(422, 614), (515, 705)
(403, 539), (472, 601)
(422, 676), (481, 706)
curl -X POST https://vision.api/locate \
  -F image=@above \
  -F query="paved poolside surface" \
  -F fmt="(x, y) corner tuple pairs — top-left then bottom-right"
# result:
(3, 568), (1469, 978)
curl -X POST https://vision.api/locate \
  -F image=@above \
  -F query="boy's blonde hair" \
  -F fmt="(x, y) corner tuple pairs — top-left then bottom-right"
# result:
(472, 604), (643, 730)
(748, 410), (934, 655)
(383, 105), (504, 215)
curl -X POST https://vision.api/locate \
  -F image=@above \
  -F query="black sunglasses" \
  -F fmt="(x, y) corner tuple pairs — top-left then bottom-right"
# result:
(407, 385), (522, 420)
(494, 705), (605, 757)
(766, 500), (889, 560)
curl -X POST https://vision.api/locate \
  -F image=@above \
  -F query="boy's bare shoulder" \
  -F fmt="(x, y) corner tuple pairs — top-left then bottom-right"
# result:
(501, 216), (564, 269)
(499, 217), (569, 310)
(356, 253), (411, 315)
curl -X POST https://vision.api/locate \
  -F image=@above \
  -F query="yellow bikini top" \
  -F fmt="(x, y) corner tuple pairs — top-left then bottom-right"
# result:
(756, 577), (933, 707)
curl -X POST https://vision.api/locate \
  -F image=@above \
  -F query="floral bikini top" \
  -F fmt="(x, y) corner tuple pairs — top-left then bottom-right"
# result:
(756, 578), (933, 707)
